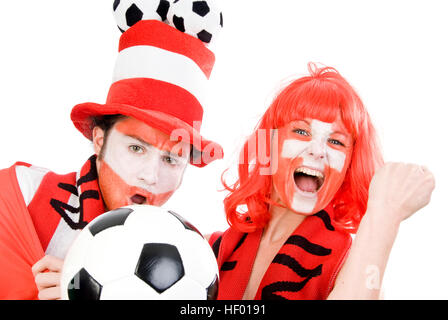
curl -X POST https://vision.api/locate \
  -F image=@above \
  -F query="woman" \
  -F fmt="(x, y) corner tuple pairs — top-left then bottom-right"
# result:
(209, 63), (435, 300)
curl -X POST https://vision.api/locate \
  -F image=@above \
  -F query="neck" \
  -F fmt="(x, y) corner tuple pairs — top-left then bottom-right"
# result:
(262, 204), (306, 244)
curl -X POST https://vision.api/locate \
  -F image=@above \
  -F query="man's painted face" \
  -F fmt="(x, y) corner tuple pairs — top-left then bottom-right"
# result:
(271, 115), (353, 215)
(97, 117), (190, 210)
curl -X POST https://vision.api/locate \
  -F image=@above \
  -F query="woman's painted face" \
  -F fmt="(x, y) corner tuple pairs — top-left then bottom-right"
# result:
(96, 117), (191, 210)
(271, 115), (353, 215)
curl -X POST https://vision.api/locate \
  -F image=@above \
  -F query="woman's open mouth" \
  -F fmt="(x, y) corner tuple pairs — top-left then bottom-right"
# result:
(293, 167), (325, 194)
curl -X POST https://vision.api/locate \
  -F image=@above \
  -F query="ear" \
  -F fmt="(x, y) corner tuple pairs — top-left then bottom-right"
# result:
(92, 126), (105, 156)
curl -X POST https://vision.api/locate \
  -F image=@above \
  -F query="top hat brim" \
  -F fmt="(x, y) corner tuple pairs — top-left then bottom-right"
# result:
(71, 102), (223, 168)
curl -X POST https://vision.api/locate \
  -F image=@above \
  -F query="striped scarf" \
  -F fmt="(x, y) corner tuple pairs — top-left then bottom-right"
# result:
(209, 208), (352, 300)
(28, 155), (106, 258)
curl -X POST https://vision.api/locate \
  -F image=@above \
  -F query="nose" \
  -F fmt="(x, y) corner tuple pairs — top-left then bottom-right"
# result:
(307, 141), (325, 160)
(137, 155), (159, 187)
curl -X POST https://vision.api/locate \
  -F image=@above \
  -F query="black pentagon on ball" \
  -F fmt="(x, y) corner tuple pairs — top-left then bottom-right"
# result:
(172, 15), (185, 32)
(197, 30), (213, 43)
(206, 275), (219, 300)
(168, 210), (203, 237)
(192, 1), (210, 17)
(67, 268), (102, 300)
(88, 207), (133, 236)
(220, 12), (223, 27)
(157, 0), (170, 21)
(135, 243), (185, 293)
(113, 0), (120, 11)
(126, 3), (144, 27)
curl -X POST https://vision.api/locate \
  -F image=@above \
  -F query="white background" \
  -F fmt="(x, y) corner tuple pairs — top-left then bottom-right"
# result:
(0, 1), (447, 299)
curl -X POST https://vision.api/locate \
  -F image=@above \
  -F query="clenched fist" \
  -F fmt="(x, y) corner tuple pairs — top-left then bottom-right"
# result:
(367, 162), (435, 225)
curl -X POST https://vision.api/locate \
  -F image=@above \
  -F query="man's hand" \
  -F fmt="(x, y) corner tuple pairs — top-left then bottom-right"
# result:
(31, 255), (63, 300)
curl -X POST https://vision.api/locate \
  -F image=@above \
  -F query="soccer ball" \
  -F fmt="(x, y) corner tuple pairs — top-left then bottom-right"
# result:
(60, 205), (219, 300)
(113, 0), (171, 33)
(167, 0), (223, 44)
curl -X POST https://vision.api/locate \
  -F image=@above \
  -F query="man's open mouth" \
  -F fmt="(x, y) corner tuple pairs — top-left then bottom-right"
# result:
(293, 167), (325, 193)
(130, 194), (147, 205)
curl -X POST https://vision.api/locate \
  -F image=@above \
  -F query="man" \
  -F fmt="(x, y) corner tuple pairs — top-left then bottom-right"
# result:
(0, 15), (223, 300)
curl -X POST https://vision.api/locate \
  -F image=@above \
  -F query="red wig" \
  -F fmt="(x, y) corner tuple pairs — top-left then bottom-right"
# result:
(222, 63), (384, 233)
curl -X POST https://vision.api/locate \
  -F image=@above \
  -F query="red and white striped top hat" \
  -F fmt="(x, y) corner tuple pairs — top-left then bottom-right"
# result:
(71, 19), (222, 167)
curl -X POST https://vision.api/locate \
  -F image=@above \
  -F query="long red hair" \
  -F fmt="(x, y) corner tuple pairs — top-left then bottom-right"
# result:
(222, 63), (383, 233)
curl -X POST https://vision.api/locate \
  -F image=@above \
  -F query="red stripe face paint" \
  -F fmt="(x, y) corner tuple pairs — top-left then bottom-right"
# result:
(272, 117), (353, 215)
(97, 117), (190, 210)
(98, 161), (175, 210)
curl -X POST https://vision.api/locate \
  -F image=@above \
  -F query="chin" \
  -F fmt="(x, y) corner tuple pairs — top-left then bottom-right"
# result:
(104, 200), (129, 212)
(289, 195), (318, 216)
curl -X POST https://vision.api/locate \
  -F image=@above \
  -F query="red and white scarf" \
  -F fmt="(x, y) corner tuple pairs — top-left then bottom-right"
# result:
(26, 156), (105, 258)
(209, 207), (352, 300)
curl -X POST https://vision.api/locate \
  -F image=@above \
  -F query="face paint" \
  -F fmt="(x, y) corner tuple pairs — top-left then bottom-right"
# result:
(272, 116), (353, 215)
(98, 161), (175, 209)
(97, 117), (190, 210)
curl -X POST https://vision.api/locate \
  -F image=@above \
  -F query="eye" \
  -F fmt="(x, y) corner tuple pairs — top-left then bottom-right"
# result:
(293, 128), (310, 136)
(328, 138), (345, 147)
(162, 155), (178, 166)
(129, 145), (144, 154)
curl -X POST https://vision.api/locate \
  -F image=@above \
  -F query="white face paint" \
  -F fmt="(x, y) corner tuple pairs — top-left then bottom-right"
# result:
(281, 120), (347, 172)
(272, 118), (353, 215)
(291, 190), (319, 214)
(97, 117), (191, 210)
(103, 129), (188, 195)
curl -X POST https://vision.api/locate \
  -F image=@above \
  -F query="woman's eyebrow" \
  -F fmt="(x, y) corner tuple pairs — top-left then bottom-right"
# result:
(331, 130), (349, 136)
(296, 119), (310, 126)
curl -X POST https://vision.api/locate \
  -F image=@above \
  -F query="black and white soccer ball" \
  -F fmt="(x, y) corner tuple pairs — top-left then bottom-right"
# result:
(167, 0), (223, 44)
(113, 0), (171, 33)
(60, 205), (219, 300)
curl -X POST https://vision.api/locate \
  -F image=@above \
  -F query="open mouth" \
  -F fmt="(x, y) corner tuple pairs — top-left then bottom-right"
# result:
(293, 167), (325, 194)
(130, 194), (147, 205)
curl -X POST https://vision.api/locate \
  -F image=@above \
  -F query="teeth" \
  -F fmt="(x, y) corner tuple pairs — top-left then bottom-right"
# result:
(295, 167), (324, 179)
